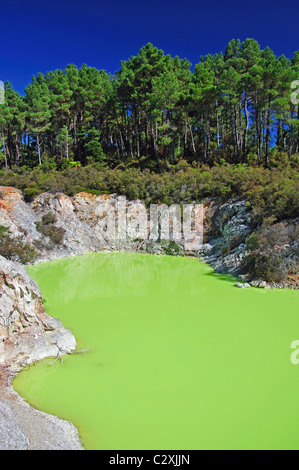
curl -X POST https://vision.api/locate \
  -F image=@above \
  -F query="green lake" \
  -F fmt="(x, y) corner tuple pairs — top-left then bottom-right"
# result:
(13, 251), (299, 450)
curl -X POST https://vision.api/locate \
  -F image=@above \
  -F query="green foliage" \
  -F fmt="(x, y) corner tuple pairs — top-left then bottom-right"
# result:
(221, 244), (231, 256)
(41, 212), (56, 225)
(0, 161), (298, 221)
(24, 186), (42, 202)
(163, 240), (182, 256)
(0, 225), (8, 237)
(245, 222), (299, 283)
(0, 228), (38, 264)
(245, 232), (260, 251)
(36, 213), (65, 245)
(229, 233), (246, 250)
(0, 40), (298, 170)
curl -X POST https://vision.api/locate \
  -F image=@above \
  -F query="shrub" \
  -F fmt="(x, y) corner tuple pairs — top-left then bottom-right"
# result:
(47, 226), (65, 244)
(0, 162), (297, 220)
(36, 213), (65, 245)
(0, 230), (38, 264)
(245, 221), (299, 283)
(163, 240), (182, 256)
(24, 187), (42, 202)
(36, 221), (66, 245)
(41, 212), (56, 225)
(245, 232), (260, 251)
(229, 233), (246, 250)
(246, 252), (286, 283)
(0, 225), (8, 237)
(221, 244), (231, 256)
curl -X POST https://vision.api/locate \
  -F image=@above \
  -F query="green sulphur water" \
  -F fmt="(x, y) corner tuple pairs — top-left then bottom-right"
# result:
(13, 251), (299, 450)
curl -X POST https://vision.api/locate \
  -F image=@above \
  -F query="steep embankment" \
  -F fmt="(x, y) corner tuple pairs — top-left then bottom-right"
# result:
(0, 186), (297, 287)
(0, 255), (77, 369)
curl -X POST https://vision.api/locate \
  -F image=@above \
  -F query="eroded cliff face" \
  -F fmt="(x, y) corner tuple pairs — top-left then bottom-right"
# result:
(0, 187), (203, 259)
(0, 254), (82, 450)
(0, 188), (78, 373)
(0, 255), (76, 371)
(0, 186), (298, 288)
(198, 199), (252, 275)
(201, 199), (299, 288)
(0, 187), (252, 264)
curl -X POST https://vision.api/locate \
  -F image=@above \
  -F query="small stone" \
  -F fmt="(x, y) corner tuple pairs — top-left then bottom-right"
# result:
(258, 281), (267, 288)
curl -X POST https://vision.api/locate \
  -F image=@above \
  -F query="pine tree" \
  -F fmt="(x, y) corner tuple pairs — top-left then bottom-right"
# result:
(25, 73), (51, 165)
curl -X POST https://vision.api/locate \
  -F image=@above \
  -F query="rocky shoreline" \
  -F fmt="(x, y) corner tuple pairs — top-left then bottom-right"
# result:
(0, 187), (297, 450)
(0, 255), (84, 450)
(0, 369), (84, 450)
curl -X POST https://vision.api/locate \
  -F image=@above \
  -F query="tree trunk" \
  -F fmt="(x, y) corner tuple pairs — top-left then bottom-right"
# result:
(216, 107), (220, 149)
(15, 136), (20, 167)
(265, 96), (271, 167)
(66, 127), (69, 160)
(289, 125), (293, 159)
(150, 123), (161, 171)
(206, 117), (211, 161)
(276, 119), (281, 149)
(255, 104), (262, 165)
(36, 134), (42, 165)
(188, 119), (197, 158)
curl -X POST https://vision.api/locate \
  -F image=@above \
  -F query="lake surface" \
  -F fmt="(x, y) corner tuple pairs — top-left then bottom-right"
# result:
(13, 251), (299, 450)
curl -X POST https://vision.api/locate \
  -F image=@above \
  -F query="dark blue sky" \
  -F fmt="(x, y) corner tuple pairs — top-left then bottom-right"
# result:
(1, 0), (298, 94)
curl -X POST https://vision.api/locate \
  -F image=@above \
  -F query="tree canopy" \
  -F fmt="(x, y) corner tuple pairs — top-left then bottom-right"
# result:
(0, 39), (298, 171)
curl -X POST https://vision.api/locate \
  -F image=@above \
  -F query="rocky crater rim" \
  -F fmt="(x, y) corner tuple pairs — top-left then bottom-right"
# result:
(0, 186), (298, 289)
(0, 186), (297, 449)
